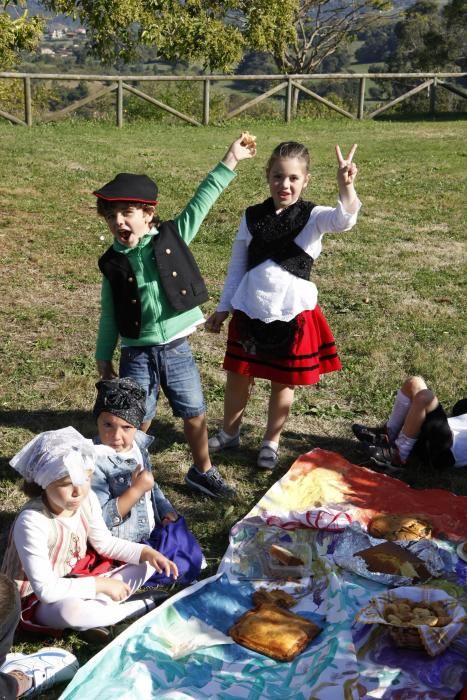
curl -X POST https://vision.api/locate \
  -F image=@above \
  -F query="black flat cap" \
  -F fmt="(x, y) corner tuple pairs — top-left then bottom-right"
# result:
(93, 173), (158, 204)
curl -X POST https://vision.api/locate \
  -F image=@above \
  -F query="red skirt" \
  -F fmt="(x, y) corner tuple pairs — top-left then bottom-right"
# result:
(223, 306), (341, 386)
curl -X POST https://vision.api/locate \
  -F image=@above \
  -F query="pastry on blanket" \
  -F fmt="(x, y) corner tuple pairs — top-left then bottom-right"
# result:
(368, 514), (432, 542)
(253, 588), (296, 609)
(270, 543), (304, 567)
(229, 603), (321, 662)
(355, 542), (431, 580)
(240, 130), (256, 148)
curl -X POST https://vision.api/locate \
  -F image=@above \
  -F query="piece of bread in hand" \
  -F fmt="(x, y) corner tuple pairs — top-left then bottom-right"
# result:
(240, 130), (256, 148)
(270, 543), (304, 567)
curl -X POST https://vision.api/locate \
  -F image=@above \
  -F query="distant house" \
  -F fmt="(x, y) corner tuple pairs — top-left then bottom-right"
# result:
(40, 47), (55, 56)
(76, 28), (87, 36)
(51, 28), (64, 40)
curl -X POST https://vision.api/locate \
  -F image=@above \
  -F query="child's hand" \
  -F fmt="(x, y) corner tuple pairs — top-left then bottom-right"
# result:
(221, 133), (257, 170)
(161, 511), (178, 526)
(95, 576), (131, 601)
(131, 465), (155, 495)
(205, 311), (229, 333)
(336, 143), (358, 187)
(140, 546), (179, 579)
(96, 359), (118, 380)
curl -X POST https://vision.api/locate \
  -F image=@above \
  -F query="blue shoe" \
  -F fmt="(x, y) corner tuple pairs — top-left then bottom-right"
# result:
(0, 647), (79, 697)
(208, 430), (240, 453)
(185, 465), (237, 499)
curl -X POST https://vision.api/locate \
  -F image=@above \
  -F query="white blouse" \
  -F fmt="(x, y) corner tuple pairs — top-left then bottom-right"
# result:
(449, 413), (467, 467)
(217, 198), (361, 323)
(13, 489), (146, 604)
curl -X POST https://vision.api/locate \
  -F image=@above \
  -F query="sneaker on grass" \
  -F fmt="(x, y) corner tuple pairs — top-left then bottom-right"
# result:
(0, 647), (79, 697)
(208, 430), (240, 453)
(185, 465), (237, 499)
(367, 443), (406, 473)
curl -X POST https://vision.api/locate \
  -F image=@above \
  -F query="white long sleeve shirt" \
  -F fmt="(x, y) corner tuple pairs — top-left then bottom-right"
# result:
(12, 490), (145, 603)
(217, 198), (361, 322)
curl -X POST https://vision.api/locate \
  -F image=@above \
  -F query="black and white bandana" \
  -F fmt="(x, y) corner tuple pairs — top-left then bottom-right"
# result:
(93, 378), (147, 429)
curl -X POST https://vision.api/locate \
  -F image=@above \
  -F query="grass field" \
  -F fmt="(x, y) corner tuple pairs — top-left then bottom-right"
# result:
(0, 115), (466, 696)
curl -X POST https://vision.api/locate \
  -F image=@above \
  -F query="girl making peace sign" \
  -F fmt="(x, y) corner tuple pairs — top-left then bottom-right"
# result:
(206, 141), (361, 469)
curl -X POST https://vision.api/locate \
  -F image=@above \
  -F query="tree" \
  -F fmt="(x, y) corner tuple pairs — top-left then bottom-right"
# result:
(0, 2), (44, 68)
(36, 0), (297, 70)
(275, 0), (394, 75)
(355, 25), (397, 64)
(386, 0), (466, 73)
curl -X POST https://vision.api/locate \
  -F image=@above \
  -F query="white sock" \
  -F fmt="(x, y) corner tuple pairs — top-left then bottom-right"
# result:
(395, 432), (417, 463)
(261, 440), (279, 452)
(387, 391), (411, 442)
(220, 428), (239, 439)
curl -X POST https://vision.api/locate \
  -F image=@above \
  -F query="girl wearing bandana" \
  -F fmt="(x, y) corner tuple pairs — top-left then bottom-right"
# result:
(206, 141), (361, 470)
(92, 378), (204, 587)
(1, 428), (178, 639)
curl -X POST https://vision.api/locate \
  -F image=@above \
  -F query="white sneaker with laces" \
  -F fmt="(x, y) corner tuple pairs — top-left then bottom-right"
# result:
(0, 647), (79, 697)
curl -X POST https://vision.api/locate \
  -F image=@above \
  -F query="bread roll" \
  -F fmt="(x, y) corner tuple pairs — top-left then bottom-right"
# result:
(270, 544), (304, 567)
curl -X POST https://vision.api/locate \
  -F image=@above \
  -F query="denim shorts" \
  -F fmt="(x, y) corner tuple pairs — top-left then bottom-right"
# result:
(119, 338), (205, 421)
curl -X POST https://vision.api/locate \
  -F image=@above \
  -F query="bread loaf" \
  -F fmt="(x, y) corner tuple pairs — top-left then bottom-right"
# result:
(270, 544), (304, 567)
(368, 514), (432, 542)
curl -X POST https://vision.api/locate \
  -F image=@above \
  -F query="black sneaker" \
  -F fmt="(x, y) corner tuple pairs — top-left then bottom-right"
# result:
(185, 465), (237, 499)
(78, 627), (111, 644)
(367, 444), (406, 473)
(352, 423), (389, 446)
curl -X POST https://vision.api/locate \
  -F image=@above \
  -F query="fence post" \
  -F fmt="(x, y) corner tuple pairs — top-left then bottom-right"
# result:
(285, 77), (292, 123)
(203, 78), (210, 125)
(116, 79), (123, 127)
(358, 77), (366, 120)
(430, 77), (437, 115)
(24, 76), (32, 126)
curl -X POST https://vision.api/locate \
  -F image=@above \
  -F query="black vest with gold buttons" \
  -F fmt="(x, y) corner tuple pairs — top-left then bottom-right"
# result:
(98, 220), (208, 339)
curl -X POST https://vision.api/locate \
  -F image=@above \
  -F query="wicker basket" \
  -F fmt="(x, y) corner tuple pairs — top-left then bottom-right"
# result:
(387, 624), (425, 649)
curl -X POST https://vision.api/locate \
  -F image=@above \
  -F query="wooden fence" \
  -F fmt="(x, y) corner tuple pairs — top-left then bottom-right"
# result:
(0, 71), (465, 127)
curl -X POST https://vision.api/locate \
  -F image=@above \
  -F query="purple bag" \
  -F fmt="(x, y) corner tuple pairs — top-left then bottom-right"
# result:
(143, 516), (203, 586)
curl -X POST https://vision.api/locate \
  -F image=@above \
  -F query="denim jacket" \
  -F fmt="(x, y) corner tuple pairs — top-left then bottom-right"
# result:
(92, 431), (175, 542)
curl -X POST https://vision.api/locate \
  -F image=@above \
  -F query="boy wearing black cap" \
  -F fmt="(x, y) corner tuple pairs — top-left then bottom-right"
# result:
(94, 134), (256, 499)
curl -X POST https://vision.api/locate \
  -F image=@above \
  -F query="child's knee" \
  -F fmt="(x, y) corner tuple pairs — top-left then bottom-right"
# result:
(413, 388), (437, 413)
(55, 598), (89, 629)
(401, 375), (428, 398)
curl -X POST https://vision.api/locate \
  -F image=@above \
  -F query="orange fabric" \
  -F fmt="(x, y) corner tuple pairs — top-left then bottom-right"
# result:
(282, 449), (467, 541)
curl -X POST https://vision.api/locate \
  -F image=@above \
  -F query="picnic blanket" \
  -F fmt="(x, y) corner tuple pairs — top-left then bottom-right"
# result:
(60, 449), (467, 700)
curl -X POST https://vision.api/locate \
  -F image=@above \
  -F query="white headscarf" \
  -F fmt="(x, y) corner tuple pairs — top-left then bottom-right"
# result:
(10, 426), (97, 489)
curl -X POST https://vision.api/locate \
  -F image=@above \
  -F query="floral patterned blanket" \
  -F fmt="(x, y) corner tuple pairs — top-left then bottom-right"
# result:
(60, 449), (467, 700)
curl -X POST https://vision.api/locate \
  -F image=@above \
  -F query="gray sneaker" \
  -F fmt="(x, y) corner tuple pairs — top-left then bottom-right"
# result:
(185, 465), (237, 499)
(257, 445), (279, 470)
(208, 431), (240, 453)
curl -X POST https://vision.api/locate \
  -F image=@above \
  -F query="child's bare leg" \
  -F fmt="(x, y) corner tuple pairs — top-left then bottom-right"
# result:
(223, 372), (253, 436)
(263, 382), (295, 444)
(184, 414), (211, 473)
(386, 375), (427, 441)
(400, 387), (438, 439)
(140, 419), (152, 433)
